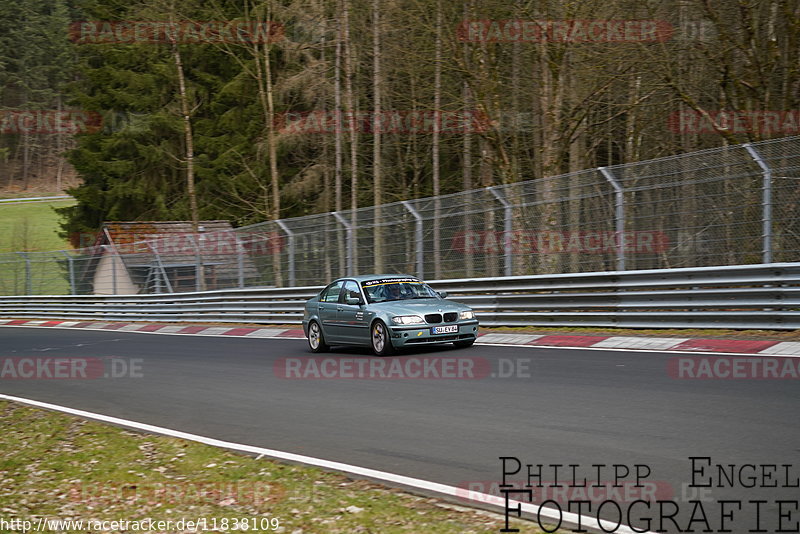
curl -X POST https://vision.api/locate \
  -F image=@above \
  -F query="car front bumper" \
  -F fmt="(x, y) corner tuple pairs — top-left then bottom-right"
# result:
(387, 320), (479, 348)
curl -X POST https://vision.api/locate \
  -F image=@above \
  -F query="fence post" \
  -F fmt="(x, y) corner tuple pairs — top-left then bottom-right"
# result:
(105, 245), (118, 295)
(16, 252), (31, 295)
(147, 241), (173, 294)
(599, 166), (626, 271)
(234, 234), (245, 289)
(332, 211), (354, 275)
(60, 251), (76, 294)
(275, 220), (295, 287)
(744, 143), (773, 263)
(487, 186), (513, 277)
(188, 234), (206, 291)
(402, 201), (424, 279)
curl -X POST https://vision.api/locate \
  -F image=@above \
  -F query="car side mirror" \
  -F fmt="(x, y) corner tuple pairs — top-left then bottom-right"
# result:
(438, 291), (448, 298)
(346, 297), (362, 306)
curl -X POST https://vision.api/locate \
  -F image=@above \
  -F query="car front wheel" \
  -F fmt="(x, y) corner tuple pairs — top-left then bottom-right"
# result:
(371, 320), (394, 356)
(307, 320), (329, 353)
(454, 339), (475, 349)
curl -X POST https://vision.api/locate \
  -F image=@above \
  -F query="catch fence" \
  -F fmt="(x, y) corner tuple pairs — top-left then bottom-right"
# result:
(1, 136), (799, 295)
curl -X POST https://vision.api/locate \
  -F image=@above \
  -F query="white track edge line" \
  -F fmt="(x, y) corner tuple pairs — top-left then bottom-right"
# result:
(0, 393), (650, 534)
(475, 342), (800, 358)
(2, 324), (799, 358)
(0, 324), (298, 339)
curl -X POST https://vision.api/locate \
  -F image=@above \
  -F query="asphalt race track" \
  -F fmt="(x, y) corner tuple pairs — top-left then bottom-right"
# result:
(1, 326), (798, 533)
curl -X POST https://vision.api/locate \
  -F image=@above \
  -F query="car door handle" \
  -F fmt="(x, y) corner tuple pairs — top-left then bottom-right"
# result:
(337, 307), (344, 311)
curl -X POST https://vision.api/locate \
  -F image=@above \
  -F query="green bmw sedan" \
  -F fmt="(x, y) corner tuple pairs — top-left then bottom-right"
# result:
(302, 275), (479, 356)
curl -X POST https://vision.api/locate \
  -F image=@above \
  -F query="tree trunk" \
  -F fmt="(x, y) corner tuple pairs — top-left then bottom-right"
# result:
(55, 94), (64, 191)
(536, 39), (565, 274)
(432, 0), (442, 278)
(343, 0), (358, 272)
(334, 2), (345, 275)
(462, 0), (474, 278)
(172, 41), (204, 290)
(372, 0), (383, 272)
(172, 45), (197, 233)
(262, 3), (282, 286)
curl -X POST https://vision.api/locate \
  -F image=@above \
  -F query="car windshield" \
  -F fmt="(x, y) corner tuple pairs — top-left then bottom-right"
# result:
(361, 278), (440, 303)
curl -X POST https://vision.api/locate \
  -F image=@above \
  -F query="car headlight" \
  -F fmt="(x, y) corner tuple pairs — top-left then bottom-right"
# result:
(459, 310), (475, 320)
(392, 315), (425, 325)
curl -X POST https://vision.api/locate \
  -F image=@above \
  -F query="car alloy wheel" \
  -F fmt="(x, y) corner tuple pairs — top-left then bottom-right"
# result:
(371, 320), (393, 356)
(308, 320), (329, 353)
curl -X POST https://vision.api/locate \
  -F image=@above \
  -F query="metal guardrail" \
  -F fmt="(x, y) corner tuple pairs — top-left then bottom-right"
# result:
(1, 263), (799, 329)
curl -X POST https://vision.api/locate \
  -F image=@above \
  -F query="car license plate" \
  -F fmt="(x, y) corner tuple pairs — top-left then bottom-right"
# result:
(431, 325), (458, 334)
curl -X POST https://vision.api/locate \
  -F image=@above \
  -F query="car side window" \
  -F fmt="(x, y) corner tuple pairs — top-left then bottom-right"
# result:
(341, 280), (361, 304)
(320, 281), (344, 303)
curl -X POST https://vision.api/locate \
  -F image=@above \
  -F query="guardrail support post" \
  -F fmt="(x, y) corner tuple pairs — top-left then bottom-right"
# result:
(60, 251), (76, 294)
(744, 143), (773, 263)
(275, 220), (295, 287)
(333, 211), (354, 275)
(402, 201), (424, 279)
(599, 166), (626, 271)
(487, 186), (513, 277)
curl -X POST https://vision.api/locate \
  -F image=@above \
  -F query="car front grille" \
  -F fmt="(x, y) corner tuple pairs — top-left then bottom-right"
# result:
(425, 313), (442, 324)
(443, 312), (458, 322)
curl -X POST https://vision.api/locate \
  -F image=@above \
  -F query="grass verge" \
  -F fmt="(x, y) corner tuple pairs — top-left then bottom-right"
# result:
(0, 400), (552, 533)
(0, 199), (74, 253)
(0, 199), (76, 295)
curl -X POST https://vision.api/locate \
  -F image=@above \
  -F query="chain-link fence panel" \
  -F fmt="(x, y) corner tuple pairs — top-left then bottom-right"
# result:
(743, 137), (800, 264)
(2, 135), (800, 295)
(610, 144), (764, 269)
